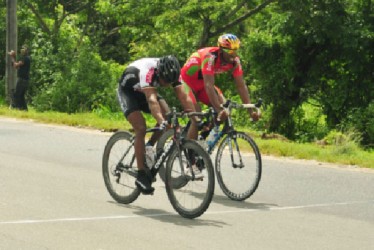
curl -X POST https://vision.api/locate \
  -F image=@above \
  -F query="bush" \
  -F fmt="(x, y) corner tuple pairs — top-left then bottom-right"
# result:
(293, 101), (329, 143)
(322, 129), (362, 155)
(93, 104), (123, 121)
(339, 102), (374, 147)
(32, 45), (121, 113)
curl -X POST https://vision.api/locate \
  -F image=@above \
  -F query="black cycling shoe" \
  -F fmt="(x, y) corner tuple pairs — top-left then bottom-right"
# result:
(135, 170), (155, 195)
(150, 167), (158, 182)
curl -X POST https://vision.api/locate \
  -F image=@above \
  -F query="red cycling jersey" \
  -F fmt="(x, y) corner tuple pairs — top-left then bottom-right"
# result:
(180, 47), (243, 105)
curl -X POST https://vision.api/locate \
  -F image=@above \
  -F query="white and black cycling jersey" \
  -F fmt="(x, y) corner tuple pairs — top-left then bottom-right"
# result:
(119, 58), (160, 90)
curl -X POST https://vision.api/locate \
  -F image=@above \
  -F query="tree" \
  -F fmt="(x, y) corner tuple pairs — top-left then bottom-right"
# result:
(247, 0), (373, 142)
(23, 0), (94, 52)
(94, 0), (276, 60)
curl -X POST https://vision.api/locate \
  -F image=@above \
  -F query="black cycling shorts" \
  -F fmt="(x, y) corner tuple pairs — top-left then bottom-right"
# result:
(117, 87), (164, 118)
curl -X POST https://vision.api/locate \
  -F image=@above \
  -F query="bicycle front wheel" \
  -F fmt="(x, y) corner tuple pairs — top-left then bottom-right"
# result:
(215, 132), (262, 201)
(165, 140), (215, 219)
(102, 131), (140, 204)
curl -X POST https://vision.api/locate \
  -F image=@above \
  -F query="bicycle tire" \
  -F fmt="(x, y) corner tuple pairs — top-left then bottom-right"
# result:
(215, 132), (261, 201)
(102, 131), (140, 204)
(165, 140), (215, 219)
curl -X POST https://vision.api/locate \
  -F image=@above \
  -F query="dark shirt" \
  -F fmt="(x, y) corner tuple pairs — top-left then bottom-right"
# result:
(18, 55), (31, 80)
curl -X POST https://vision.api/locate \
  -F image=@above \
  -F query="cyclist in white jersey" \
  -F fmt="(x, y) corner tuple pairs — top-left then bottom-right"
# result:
(117, 55), (199, 194)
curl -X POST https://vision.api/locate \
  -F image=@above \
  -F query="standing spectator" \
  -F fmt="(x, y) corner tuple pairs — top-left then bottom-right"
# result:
(8, 45), (31, 110)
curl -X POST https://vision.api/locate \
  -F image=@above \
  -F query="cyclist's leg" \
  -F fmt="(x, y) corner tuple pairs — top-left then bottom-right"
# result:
(181, 79), (202, 140)
(196, 85), (225, 106)
(127, 111), (155, 194)
(119, 89), (148, 171)
(127, 111), (147, 171)
(143, 95), (170, 147)
(118, 88), (154, 194)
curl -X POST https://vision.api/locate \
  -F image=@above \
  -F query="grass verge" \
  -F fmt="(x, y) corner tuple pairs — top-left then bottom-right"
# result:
(1, 106), (373, 169)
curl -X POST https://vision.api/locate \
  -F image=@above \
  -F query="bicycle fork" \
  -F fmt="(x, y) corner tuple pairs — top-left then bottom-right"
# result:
(227, 133), (245, 169)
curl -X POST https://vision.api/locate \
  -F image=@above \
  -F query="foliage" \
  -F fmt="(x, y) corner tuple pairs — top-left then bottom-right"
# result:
(93, 104), (123, 121)
(246, 0), (373, 145)
(323, 129), (361, 146)
(339, 101), (374, 147)
(32, 43), (121, 113)
(1, 0), (373, 147)
(94, 0), (275, 61)
(293, 100), (329, 143)
(322, 129), (362, 155)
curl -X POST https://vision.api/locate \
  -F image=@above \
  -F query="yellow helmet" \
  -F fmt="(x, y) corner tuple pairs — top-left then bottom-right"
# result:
(217, 34), (240, 50)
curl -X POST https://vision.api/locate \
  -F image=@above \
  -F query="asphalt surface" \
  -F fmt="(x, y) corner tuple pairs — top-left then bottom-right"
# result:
(1, 117), (373, 250)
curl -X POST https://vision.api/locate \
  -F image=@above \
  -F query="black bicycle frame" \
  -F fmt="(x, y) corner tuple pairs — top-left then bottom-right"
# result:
(121, 108), (189, 178)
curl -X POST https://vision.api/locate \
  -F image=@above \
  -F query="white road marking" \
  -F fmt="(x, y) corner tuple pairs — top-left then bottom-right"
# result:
(0, 200), (372, 225)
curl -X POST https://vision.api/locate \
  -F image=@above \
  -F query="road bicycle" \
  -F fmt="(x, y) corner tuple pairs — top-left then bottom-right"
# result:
(102, 107), (215, 219)
(156, 99), (262, 201)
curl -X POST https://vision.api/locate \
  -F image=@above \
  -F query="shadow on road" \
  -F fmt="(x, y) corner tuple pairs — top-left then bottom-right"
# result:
(108, 201), (228, 227)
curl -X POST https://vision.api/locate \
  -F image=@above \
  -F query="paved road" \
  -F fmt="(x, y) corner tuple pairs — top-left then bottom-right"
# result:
(1, 117), (373, 250)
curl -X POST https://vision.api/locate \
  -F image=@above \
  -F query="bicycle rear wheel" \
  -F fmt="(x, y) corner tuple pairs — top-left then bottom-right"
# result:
(215, 132), (261, 201)
(102, 131), (140, 204)
(165, 140), (214, 219)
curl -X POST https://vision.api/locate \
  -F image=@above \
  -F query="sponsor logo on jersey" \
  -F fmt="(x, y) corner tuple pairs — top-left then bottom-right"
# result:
(185, 57), (199, 68)
(146, 68), (155, 86)
(120, 73), (136, 87)
(205, 57), (214, 72)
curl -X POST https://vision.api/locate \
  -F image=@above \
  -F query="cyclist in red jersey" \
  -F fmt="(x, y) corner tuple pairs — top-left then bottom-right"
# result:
(180, 34), (260, 123)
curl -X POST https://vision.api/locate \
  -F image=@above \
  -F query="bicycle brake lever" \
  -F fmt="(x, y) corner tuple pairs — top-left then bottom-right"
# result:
(255, 98), (263, 108)
(222, 100), (231, 108)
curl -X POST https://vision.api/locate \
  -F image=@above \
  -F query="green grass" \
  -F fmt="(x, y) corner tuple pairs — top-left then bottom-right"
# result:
(0, 107), (130, 131)
(256, 139), (373, 169)
(1, 106), (373, 169)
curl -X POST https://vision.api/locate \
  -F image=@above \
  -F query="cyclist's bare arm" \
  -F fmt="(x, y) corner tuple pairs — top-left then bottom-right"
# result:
(174, 84), (199, 139)
(143, 87), (165, 125)
(234, 75), (251, 104)
(233, 75), (260, 121)
(203, 74), (223, 112)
